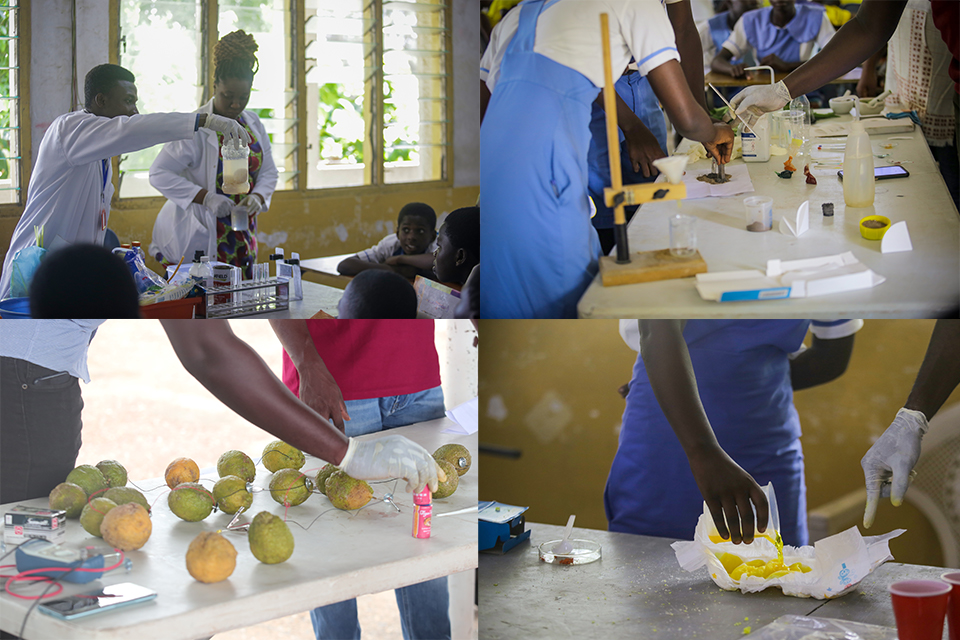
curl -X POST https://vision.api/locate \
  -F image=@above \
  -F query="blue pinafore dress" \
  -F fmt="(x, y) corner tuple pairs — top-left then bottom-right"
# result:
(587, 71), (667, 232)
(605, 320), (812, 546)
(479, 0), (602, 318)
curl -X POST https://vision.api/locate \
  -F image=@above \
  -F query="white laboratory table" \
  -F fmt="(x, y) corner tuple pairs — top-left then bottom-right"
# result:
(479, 522), (951, 639)
(578, 115), (959, 318)
(0, 419), (477, 640)
(256, 280), (342, 319)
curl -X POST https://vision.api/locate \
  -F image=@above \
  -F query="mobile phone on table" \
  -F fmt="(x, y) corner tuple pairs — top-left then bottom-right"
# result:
(38, 582), (157, 620)
(837, 165), (910, 181)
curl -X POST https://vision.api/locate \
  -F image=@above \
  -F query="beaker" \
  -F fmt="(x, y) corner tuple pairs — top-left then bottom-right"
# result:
(221, 142), (250, 195)
(669, 214), (697, 257)
(744, 196), (773, 232)
(772, 110), (805, 151)
(230, 203), (249, 232)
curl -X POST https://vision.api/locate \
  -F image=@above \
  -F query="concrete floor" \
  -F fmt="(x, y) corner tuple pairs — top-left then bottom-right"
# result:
(76, 319), (470, 640)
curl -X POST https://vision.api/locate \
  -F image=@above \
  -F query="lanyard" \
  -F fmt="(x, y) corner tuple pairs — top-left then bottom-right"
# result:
(100, 158), (108, 230)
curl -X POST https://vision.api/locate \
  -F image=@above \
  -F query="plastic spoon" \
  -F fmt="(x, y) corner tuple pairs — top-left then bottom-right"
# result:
(552, 514), (576, 555)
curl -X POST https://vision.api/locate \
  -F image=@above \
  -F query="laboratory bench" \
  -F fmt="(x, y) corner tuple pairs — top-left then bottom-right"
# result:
(0, 419), (477, 640)
(479, 521), (950, 639)
(577, 113), (959, 318)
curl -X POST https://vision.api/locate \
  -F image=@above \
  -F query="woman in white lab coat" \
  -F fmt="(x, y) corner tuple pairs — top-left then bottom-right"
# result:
(149, 30), (278, 279)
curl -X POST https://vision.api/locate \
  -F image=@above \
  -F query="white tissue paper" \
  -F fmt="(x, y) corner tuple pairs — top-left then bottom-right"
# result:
(779, 200), (810, 237)
(671, 507), (904, 599)
(880, 221), (912, 253)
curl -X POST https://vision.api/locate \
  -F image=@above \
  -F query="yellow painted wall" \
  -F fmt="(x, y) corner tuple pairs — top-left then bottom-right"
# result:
(0, 185), (479, 281)
(479, 319), (960, 567)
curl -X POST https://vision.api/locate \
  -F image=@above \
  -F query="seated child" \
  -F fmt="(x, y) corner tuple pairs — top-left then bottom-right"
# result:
(711, 0), (834, 78)
(336, 270), (418, 319)
(30, 244), (141, 318)
(698, 0), (759, 74)
(433, 206), (480, 287)
(337, 202), (438, 279)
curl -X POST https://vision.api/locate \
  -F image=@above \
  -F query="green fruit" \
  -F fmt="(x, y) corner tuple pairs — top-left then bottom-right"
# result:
(217, 450), (256, 483)
(248, 511), (294, 564)
(66, 464), (109, 499)
(268, 469), (312, 507)
(49, 482), (88, 518)
(168, 482), (215, 522)
(213, 475), (253, 514)
(315, 464), (339, 496)
(261, 441), (305, 472)
(432, 459), (459, 500)
(433, 444), (471, 477)
(325, 471), (373, 511)
(80, 498), (118, 536)
(103, 487), (151, 514)
(96, 460), (128, 488)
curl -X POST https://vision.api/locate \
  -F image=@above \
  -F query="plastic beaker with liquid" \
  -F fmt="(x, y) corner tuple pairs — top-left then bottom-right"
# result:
(221, 142), (250, 195)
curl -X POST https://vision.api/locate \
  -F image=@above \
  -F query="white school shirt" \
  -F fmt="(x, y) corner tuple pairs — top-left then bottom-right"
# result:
(480, 0), (682, 93)
(0, 320), (105, 383)
(721, 9), (834, 63)
(0, 110), (196, 300)
(355, 234), (439, 264)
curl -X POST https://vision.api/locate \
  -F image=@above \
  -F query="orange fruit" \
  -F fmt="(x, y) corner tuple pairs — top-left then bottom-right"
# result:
(165, 457), (200, 489)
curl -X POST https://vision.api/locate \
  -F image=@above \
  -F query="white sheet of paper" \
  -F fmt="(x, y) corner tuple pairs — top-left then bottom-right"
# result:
(442, 396), (479, 435)
(779, 200), (810, 237)
(657, 162), (755, 199)
(881, 220), (913, 253)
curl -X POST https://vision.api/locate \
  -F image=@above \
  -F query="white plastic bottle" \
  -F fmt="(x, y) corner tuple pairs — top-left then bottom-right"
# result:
(741, 114), (771, 163)
(843, 116), (874, 208)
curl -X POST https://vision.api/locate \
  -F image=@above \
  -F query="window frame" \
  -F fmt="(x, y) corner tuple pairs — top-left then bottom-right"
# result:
(109, 0), (454, 211)
(0, 2), (32, 215)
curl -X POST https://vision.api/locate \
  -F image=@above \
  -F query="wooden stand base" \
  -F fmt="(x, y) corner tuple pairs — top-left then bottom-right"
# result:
(599, 249), (707, 287)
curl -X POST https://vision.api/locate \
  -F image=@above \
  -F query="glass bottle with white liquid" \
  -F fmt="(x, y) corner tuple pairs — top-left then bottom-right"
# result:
(221, 142), (250, 195)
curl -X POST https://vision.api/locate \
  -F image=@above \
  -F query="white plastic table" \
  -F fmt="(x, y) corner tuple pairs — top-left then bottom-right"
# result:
(0, 419), (477, 640)
(256, 280), (342, 319)
(578, 116), (959, 318)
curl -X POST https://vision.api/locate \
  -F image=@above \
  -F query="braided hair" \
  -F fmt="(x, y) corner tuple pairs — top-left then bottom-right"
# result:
(214, 30), (259, 84)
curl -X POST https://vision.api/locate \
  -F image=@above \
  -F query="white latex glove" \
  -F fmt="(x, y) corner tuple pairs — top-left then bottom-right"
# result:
(728, 80), (792, 127)
(861, 408), (928, 528)
(201, 114), (253, 146)
(202, 191), (235, 219)
(339, 435), (443, 494)
(236, 194), (264, 217)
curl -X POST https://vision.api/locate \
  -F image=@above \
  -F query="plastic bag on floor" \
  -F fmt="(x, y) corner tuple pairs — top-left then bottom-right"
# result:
(747, 615), (899, 639)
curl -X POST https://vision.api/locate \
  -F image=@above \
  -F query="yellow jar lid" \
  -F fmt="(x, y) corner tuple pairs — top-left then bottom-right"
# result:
(859, 215), (891, 241)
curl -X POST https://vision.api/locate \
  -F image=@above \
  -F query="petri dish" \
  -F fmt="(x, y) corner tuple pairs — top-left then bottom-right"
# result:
(538, 539), (602, 565)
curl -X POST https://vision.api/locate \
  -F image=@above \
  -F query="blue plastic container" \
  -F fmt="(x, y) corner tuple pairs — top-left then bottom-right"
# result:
(0, 297), (31, 318)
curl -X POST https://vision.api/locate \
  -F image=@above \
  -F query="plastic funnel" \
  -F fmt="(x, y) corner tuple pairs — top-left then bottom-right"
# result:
(653, 156), (688, 184)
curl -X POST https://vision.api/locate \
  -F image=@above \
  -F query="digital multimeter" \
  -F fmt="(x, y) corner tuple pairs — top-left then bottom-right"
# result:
(14, 539), (112, 584)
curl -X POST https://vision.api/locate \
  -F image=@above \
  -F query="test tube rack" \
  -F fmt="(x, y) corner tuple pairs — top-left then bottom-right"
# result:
(203, 277), (290, 318)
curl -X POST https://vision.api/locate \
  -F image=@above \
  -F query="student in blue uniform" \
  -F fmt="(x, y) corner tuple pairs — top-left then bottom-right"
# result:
(606, 320), (860, 546)
(712, 0), (834, 78)
(587, 71), (667, 256)
(479, 0), (734, 319)
(698, 0), (760, 77)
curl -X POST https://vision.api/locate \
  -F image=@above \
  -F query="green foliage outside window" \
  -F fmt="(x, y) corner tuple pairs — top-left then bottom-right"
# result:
(317, 79), (415, 164)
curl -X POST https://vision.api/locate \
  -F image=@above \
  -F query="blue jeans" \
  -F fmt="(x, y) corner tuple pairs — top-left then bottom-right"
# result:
(311, 385), (450, 640)
(342, 386), (446, 437)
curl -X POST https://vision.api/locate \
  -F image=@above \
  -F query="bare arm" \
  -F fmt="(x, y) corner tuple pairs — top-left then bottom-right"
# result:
(711, 48), (748, 78)
(268, 320), (350, 432)
(638, 320), (768, 544)
(903, 320), (960, 420)
(337, 256), (392, 276)
(667, 0), (709, 113)
(782, 0), (906, 99)
(160, 319), (349, 463)
(646, 60), (732, 158)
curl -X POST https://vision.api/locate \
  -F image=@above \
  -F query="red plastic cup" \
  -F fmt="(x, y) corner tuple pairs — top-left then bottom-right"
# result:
(943, 572), (960, 640)
(889, 580), (951, 640)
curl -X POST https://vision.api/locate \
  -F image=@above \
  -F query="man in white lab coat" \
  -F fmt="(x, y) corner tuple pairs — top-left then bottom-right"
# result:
(0, 63), (251, 301)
